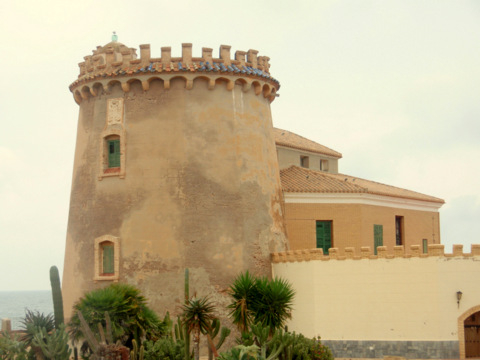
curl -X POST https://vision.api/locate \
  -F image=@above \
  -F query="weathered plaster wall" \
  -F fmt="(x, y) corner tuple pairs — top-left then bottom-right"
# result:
(272, 247), (480, 358)
(284, 202), (440, 253)
(63, 77), (287, 321)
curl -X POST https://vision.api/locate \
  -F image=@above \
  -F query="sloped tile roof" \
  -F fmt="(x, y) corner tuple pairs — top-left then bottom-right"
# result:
(280, 166), (445, 204)
(274, 128), (342, 158)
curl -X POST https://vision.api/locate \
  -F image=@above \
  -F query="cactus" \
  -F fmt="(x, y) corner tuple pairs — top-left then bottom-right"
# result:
(250, 323), (293, 360)
(49, 265), (64, 328)
(207, 318), (231, 360)
(78, 311), (100, 353)
(31, 325), (71, 360)
(130, 339), (145, 360)
(174, 315), (185, 341)
(77, 311), (128, 360)
(184, 268), (191, 360)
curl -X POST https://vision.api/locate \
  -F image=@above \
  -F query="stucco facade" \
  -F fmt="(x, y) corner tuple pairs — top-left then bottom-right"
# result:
(62, 41), (287, 321)
(272, 245), (480, 359)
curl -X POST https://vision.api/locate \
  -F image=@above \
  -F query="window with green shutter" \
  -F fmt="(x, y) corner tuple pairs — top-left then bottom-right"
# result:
(423, 239), (428, 254)
(102, 243), (114, 274)
(316, 221), (332, 254)
(374, 224), (383, 255)
(108, 139), (120, 168)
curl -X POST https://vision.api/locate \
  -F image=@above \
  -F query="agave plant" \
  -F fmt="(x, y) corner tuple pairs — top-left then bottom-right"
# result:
(181, 296), (216, 360)
(254, 277), (295, 331)
(226, 271), (259, 333)
(20, 310), (56, 359)
(228, 272), (295, 333)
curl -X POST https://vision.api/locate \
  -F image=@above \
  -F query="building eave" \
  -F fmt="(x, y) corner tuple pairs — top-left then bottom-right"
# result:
(283, 192), (443, 212)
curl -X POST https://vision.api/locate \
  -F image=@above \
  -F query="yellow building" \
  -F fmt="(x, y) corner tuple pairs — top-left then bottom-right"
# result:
(274, 128), (444, 255)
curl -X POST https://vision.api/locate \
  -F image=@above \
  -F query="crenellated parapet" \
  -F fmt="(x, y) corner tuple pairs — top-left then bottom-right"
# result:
(70, 41), (279, 104)
(271, 244), (480, 263)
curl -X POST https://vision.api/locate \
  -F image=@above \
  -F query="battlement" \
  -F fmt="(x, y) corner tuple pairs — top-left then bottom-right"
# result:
(70, 42), (280, 105)
(271, 244), (480, 263)
(72, 42), (277, 87)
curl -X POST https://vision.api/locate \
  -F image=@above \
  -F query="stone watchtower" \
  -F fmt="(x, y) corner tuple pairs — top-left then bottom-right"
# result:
(62, 36), (288, 320)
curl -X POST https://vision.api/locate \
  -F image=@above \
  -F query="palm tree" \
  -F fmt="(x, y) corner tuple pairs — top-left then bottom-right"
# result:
(181, 296), (216, 360)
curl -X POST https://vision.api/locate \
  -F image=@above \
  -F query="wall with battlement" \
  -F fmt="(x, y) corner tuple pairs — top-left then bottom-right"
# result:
(70, 42), (279, 105)
(272, 243), (480, 262)
(272, 244), (480, 359)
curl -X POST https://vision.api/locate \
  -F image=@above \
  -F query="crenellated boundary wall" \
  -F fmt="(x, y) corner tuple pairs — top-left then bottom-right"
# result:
(271, 244), (480, 359)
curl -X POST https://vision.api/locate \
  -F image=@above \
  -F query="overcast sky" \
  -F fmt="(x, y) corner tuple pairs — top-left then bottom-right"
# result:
(0, 0), (479, 291)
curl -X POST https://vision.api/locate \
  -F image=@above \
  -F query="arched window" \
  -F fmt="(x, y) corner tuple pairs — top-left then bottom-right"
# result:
(98, 132), (126, 180)
(94, 235), (120, 281)
(107, 137), (120, 168)
(101, 241), (114, 274)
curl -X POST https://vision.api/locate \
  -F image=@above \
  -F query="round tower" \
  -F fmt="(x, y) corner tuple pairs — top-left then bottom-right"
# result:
(62, 37), (287, 321)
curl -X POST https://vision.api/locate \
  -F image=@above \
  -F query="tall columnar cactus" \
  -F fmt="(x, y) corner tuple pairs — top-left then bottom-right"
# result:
(130, 339), (145, 360)
(49, 265), (64, 328)
(184, 268), (191, 360)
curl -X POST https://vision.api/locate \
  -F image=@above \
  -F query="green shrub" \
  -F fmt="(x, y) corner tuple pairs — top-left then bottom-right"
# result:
(68, 283), (167, 348)
(310, 337), (333, 360)
(144, 337), (185, 360)
(0, 332), (28, 360)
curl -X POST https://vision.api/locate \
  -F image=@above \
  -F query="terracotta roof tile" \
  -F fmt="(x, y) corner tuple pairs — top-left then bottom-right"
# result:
(274, 128), (342, 158)
(280, 166), (445, 204)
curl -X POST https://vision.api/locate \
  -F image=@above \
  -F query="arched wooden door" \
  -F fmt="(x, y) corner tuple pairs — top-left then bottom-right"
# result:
(465, 312), (480, 358)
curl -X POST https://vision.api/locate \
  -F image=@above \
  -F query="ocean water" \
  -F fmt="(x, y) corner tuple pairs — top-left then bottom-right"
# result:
(0, 290), (54, 330)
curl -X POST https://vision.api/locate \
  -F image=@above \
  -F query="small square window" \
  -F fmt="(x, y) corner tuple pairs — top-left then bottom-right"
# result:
(320, 159), (329, 171)
(300, 156), (309, 168)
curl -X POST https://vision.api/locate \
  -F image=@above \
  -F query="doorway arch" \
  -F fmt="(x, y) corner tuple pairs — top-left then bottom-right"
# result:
(459, 305), (480, 359)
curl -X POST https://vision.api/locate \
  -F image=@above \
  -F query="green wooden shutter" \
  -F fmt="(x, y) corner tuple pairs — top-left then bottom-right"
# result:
(103, 244), (114, 274)
(316, 221), (332, 254)
(374, 224), (383, 255)
(108, 139), (120, 168)
(423, 239), (428, 254)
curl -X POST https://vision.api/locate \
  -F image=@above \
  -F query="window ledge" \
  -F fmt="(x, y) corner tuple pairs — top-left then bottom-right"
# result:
(94, 275), (119, 282)
(98, 167), (125, 180)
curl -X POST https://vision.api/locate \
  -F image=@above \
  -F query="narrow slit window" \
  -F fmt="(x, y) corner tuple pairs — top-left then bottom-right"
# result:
(395, 216), (404, 246)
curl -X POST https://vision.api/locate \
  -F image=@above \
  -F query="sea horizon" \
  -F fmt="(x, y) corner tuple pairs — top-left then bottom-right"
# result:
(0, 290), (54, 330)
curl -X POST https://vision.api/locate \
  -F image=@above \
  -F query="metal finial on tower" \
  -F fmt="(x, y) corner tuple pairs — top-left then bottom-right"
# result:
(112, 31), (118, 42)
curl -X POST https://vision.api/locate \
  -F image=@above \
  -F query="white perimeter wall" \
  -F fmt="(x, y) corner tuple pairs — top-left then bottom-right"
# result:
(273, 255), (480, 341)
